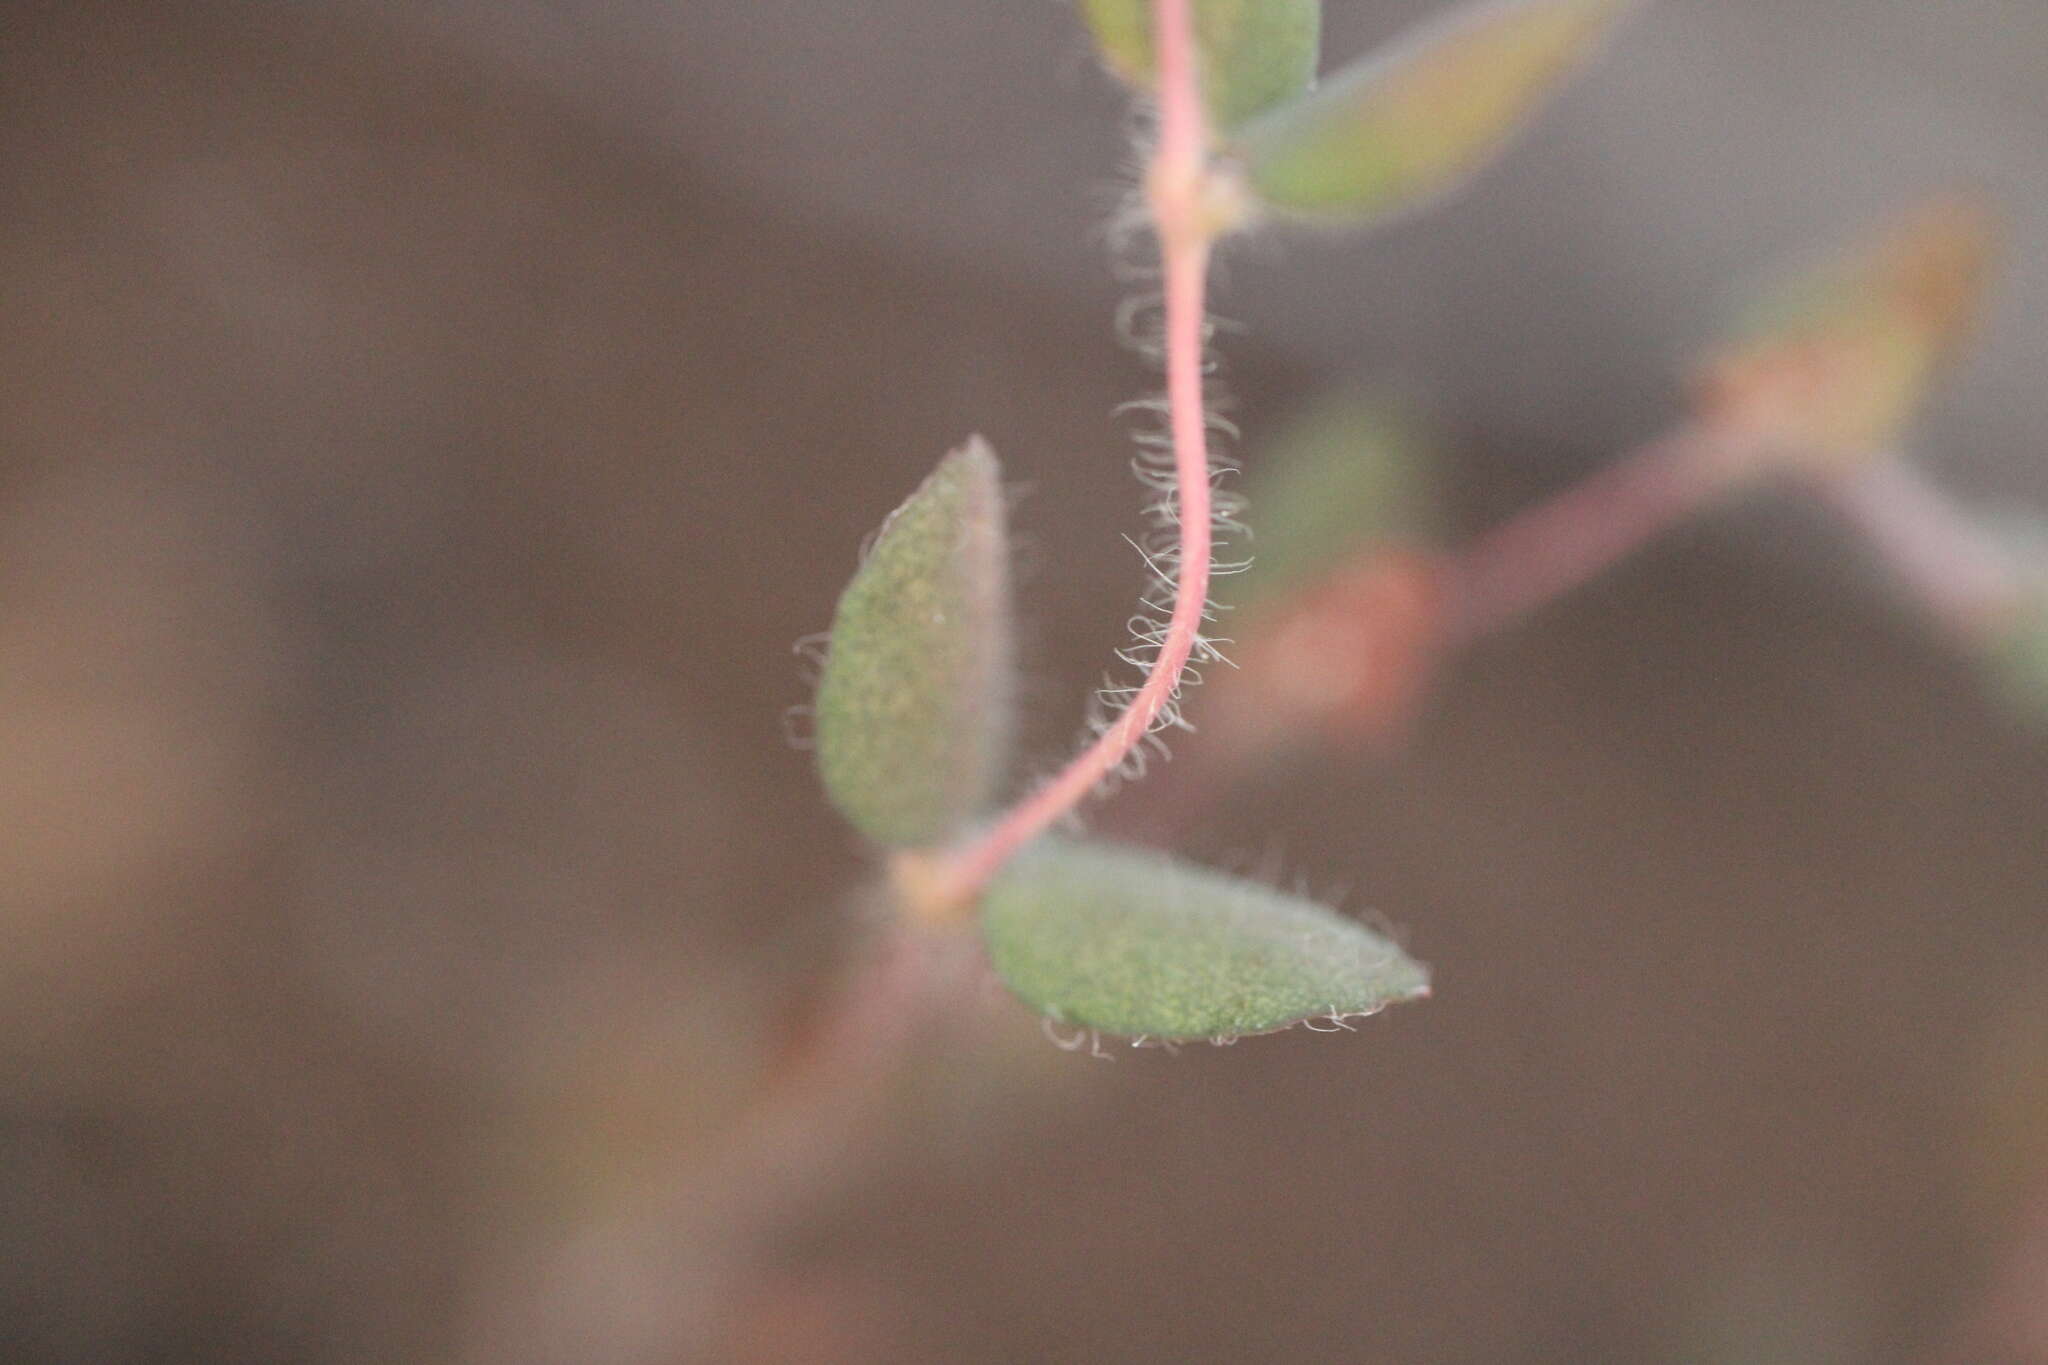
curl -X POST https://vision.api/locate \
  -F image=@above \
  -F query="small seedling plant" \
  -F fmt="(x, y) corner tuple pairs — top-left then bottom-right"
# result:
(811, 0), (1647, 1046)
(706, 3), (2048, 1353)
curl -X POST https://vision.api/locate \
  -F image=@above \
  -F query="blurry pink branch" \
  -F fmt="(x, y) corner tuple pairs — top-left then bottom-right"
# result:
(1821, 456), (2027, 640)
(468, 918), (970, 1364)
(1446, 421), (1744, 644)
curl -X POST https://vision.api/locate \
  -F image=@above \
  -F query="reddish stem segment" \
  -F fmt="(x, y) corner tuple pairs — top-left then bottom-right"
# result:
(1446, 422), (1741, 644)
(931, 0), (1216, 906)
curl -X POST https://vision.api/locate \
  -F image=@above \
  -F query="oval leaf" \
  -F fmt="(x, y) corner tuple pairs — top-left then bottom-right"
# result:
(980, 838), (1429, 1040)
(1228, 0), (1638, 225)
(1691, 194), (1999, 472)
(815, 438), (1015, 848)
(1078, 0), (1321, 131)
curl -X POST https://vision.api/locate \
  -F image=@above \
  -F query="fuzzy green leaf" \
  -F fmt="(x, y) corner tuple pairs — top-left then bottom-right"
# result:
(1078, 0), (1321, 131)
(815, 438), (1014, 848)
(1229, 0), (1638, 225)
(980, 838), (1429, 1041)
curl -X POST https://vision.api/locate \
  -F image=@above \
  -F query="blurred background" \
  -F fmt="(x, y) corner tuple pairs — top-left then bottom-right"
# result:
(3, 0), (2047, 1360)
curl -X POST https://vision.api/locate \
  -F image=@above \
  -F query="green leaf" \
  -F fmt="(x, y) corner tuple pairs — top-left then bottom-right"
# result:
(980, 838), (1429, 1041)
(1233, 393), (1443, 610)
(815, 438), (1015, 848)
(1228, 0), (1639, 225)
(1078, 0), (1321, 131)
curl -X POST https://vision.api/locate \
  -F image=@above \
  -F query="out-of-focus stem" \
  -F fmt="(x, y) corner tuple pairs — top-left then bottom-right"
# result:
(466, 916), (969, 1365)
(1445, 421), (1746, 644)
(1820, 455), (2026, 641)
(1104, 424), (1752, 844)
(712, 920), (949, 1201)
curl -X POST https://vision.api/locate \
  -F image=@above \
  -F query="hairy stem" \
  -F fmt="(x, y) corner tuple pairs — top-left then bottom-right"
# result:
(928, 0), (1218, 909)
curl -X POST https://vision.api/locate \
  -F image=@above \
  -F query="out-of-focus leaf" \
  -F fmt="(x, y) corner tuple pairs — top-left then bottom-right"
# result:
(1879, 506), (2048, 725)
(1206, 396), (1446, 749)
(1989, 599), (2048, 719)
(979, 838), (1429, 1041)
(1692, 194), (2000, 472)
(1228, 0), (1639, 225)
(1234, 548), (1446, 746)
(815, 438), (1014, 848)
(1077, 0), (1321, 131)
(1217, 395), (1447, 743)
(1235, 394), (1443, 608)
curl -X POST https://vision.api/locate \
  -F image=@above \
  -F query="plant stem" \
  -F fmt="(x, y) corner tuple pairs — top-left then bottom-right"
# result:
(927, 0), (1217, 909)
(1445, 421), (1745, 645)
(1819, 455), (2026, 640)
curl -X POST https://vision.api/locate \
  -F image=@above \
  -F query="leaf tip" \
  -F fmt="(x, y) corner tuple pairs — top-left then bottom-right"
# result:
(1689, 190), (2004, 473)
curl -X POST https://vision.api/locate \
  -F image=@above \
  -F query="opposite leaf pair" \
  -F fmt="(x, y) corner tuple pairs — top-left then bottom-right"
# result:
(806, 0), (1654, 1039)
(810, 0), (1653, 1044)
(814, 440), (1428, 1042)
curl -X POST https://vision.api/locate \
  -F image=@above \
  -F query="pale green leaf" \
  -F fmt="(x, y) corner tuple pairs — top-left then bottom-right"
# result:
(1978, 516), (2048, 727)
(815, 438), (1015, 848)
(1988, 596), (2048, 726)
(980, 838), (1429, 1041)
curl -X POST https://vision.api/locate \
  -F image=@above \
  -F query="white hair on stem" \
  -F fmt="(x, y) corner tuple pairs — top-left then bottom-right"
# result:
(1077, 235), (1251, 787)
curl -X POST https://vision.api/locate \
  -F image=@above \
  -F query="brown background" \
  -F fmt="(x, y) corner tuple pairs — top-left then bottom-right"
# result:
(3, 1), (2047, 1360)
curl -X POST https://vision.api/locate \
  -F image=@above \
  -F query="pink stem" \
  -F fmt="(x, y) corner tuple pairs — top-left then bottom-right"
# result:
(1820, 456), (2026, 640)
(1445, 422), (1740, 644)
(933, 0), (1215, 903)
